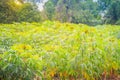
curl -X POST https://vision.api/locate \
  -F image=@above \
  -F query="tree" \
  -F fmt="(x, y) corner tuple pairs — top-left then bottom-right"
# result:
(0, 0), (17, 23)
(54, 0), (71, 22)
(70, 0), (100, 25)
(105, 0), (120, 24)
(44, 1), (55, 20)
(0, 0), (41, 23)
(97, 0), (112, 11)
(44, 0), (101, 25)
(98, 0), (120, 24)
(17, 3), (41, 22)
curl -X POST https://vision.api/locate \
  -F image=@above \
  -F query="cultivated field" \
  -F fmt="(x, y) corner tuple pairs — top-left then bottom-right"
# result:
(0, 21), (120, 80)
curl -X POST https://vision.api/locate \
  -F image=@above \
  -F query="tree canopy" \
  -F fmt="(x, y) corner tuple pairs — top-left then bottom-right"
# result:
(0, 0), (41, 23)
(0, 0), (120, 25)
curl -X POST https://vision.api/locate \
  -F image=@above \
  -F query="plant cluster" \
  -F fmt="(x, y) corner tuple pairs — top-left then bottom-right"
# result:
(0, 21), (120, 80)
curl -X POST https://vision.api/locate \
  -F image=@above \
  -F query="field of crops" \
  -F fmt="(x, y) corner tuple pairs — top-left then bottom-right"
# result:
(0, 21), (120, 80)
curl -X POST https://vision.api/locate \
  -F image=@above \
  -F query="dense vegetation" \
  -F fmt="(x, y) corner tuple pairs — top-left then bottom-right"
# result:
(44, 0), (120, 25)
(0, 0), (120, 80)
(0, 21), (120, 79)
(0, 0), (41, 23)
(0, 0), (120, 25)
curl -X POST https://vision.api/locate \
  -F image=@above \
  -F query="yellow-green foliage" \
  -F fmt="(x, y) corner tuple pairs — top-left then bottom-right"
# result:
(0, 21), (120, 80)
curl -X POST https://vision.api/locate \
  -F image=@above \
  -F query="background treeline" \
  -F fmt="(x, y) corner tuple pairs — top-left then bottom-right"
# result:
(0, 0), (41, 23)
(0, 0), (120, 25)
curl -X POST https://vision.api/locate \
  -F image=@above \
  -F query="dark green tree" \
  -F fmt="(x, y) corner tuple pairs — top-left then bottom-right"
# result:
(98, 0), (120, 24)
(44, 1), (55, 20)
(44, 0), (101, 25)
(0, 0), (17, 23)
(0, 0), (41, 23)
(97, 0), (112, 11)
(105, 0), (120, 24)
(17, 3), (41, 22)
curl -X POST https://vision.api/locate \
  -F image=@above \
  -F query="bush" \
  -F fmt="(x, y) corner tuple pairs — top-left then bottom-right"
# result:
(0, 50), (42, 80)
(116, 20), (120, 25)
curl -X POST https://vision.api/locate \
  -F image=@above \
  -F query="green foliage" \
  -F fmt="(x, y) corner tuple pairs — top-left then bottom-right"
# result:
(105, 1), (120, 24)
(97, 0), (112, 11)
(116, 20), (120, 25)
(44, 0), (101, 25)
(17, 3), (41, 22)
(0, 0), (17, 23)
(0, 21), (120, 79)
(44, 1), (55, 20)
(0, 0), (120, 25)
(98, 0), (120, 24)
(43, 0), (120, 25)
(0, 51), (41, 80)
(0, 0), (41, 23)
(71, 10), (100, 25)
